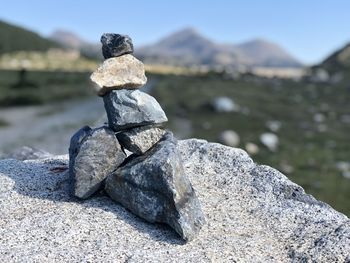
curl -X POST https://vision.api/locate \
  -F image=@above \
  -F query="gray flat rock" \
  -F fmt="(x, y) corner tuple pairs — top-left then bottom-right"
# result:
(90, 54), (147, 96)
(117, 125), (166, 154)
(106, 132), (205, 241)
(69, 126), (126, 199)
(0, 139), (349, 262)
(103, 90), (168, 131)
(2, 146), (53, 160)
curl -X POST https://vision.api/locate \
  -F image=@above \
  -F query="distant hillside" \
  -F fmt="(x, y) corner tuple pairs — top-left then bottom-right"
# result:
(317, 42), (350, 72)
(0, 20), (59, 54)
(136, 28), (302, 68)
(49, 30), (101, 59)
(135, 28), (239, 67)
(236, 39), (301, 67)
(50, 30), (83, 49)
(48, 27), (302, 69)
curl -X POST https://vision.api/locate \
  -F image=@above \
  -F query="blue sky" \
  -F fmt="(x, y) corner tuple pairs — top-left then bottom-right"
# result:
(1, 0), (349, 64)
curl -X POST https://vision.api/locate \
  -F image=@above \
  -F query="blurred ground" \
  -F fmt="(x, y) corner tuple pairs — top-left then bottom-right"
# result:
(0, 97), (104, 154)
(150, 72), (350, 216)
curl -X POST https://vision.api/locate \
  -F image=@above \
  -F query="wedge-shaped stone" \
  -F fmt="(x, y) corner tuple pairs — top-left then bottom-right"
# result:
(90, 54), (147, 96)
(69, 126), (126, 199)
(117, 126), (166, 155)
(103, 90), (168, 131)
(105, 132), (205, 241)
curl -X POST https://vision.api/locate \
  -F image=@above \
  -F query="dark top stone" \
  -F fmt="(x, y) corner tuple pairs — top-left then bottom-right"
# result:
(101, 33), (134, 59)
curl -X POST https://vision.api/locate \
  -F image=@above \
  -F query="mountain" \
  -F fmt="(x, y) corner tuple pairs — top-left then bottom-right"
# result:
(135, 28), (239, 67)
(236, 39), (302, 67)
(49, 30), (101, 59)
(136, 28), (302, 68)
(47, 27), (302, 68)
(316, 42), (350, 72)
(50, 30), (83, 49)
(0, 20), (59, 54)
(135, 28), (240, 67)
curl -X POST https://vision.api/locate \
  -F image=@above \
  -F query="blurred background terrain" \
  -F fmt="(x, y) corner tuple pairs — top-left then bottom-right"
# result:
(0, 0), (349, 216)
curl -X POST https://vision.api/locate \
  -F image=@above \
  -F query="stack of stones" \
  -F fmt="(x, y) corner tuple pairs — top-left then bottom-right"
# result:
(69, 33), (205, 242)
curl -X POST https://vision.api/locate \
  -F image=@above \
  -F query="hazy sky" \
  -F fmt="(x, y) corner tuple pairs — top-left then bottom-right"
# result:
(1, 0), (349, 64)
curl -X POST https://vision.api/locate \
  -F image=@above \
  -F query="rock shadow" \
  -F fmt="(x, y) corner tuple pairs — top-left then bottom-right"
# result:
(0, 158), (185, 245)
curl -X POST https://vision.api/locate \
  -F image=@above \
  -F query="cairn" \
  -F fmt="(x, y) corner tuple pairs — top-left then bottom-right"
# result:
(69, 33), (205, 241)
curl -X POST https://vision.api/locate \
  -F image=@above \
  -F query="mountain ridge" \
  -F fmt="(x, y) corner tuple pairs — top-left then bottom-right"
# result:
(49, 29), (101, 59)
(49, 27), (303, 68)
(135, 27), (303, 68)
(316, 42), (350, 72)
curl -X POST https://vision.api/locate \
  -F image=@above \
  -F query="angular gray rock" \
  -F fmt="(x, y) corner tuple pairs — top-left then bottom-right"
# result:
(103, 89), (168, 131)
(90, 54), (147, 96)
(0, 139), (349, 261)
(117, 125), (166, 154)
(69, 126), (126, 199)
(101, 33), (134, 59)
(105, 132), (205, 241)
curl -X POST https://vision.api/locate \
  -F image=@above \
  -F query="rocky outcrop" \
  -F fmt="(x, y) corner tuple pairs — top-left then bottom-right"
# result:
(0, 140), (349, 262)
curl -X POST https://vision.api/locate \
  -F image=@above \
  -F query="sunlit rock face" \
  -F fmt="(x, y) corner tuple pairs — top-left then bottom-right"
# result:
(0, 139), (349, 261)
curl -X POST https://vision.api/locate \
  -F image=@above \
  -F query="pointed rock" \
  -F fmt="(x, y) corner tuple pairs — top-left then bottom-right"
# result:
(69, 126), (126, 199)
(105, 132), (205, 241)
(103, 90), (168, 131)
(90, 54), (147, 96)
(101, 33), (134, 59)
(117, 126), (166, 155)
